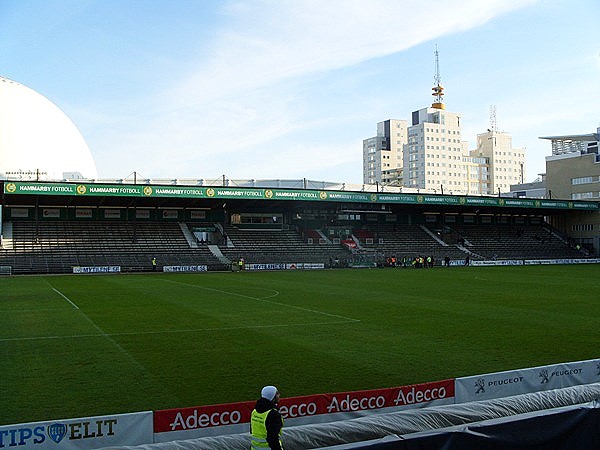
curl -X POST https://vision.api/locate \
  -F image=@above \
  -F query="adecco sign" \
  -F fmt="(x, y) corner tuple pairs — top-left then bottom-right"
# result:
(153, 400), (253, 441)
(153, 379), (454, 441)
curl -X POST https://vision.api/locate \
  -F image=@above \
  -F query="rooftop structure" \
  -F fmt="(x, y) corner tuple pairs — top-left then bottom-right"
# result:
(431, 45), (445, 110)
(540, 128), (600, 156)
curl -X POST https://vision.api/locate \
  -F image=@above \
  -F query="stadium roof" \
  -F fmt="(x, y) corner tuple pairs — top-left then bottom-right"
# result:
(2, 181), (598, 214)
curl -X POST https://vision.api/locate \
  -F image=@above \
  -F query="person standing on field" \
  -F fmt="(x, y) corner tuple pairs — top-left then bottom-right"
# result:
(250, 385), (283, 450)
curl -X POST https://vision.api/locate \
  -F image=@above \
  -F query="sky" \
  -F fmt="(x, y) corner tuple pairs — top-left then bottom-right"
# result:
(1, 0), (599, 185)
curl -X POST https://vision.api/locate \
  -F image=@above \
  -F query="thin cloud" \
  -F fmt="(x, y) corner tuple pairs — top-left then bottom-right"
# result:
(74, 0), (534, 182)
(165, 0), (536, 107)
(89, 0), (540, 180)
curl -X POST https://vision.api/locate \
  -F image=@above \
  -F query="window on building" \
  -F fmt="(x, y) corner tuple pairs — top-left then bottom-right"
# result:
(572, 176), (597, 185)
(572, 192), (598, 200)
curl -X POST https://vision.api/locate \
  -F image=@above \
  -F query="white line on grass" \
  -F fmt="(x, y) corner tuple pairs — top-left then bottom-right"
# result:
(161, 279), (361, 323)
(50, 287), (80, 310)
(41, 280), (151, 374)
(0, 319), (357, 342)
(0, 285), (80, 313)
(0, 308), (76, 314)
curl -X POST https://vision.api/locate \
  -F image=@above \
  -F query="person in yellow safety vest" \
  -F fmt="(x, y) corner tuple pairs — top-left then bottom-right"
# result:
(250, 385), (283, 450)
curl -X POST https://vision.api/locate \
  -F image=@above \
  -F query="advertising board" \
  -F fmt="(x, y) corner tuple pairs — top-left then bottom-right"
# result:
(0, 412), (153, 450)
(455, 358), (600, 403)
(72, 266), (121, 274)
(153, 379), (454, 441)
(162, 265), (208, 272)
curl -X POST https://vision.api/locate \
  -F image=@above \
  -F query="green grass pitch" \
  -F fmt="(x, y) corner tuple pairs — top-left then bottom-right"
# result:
(1, 265), (599, 425)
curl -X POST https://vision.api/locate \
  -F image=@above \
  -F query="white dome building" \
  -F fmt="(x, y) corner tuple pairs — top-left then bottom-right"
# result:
(0, 76), (98, 181)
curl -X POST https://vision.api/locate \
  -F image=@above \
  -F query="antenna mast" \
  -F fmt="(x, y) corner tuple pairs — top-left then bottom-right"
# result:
(431, 45), (445, 109)
(489, 105), (497, 132)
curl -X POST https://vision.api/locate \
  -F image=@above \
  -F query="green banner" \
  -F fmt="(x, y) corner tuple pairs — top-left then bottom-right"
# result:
(4, 182), (78, 195)
(3, 181), (598, 210)
(376, 193), (419, 204)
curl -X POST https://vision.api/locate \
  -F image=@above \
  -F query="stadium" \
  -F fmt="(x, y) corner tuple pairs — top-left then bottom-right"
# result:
(1, 78), (600, 449)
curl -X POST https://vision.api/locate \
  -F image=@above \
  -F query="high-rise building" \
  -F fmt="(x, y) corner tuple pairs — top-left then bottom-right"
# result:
(362, 50), (526, 195)
(362, 119), (407, 185)
(470, 130), (526, 195)
(405, 106), (465, 193)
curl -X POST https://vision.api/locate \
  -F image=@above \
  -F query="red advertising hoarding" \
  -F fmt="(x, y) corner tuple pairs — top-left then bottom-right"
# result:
(154, 379), (454, 441)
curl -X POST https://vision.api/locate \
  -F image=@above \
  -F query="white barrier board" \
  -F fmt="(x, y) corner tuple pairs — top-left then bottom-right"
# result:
(72, 266), (121, 274)
(162, 265), (208, 272)
(0, 411), (153, 450)
(455, 358), (600, 402)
